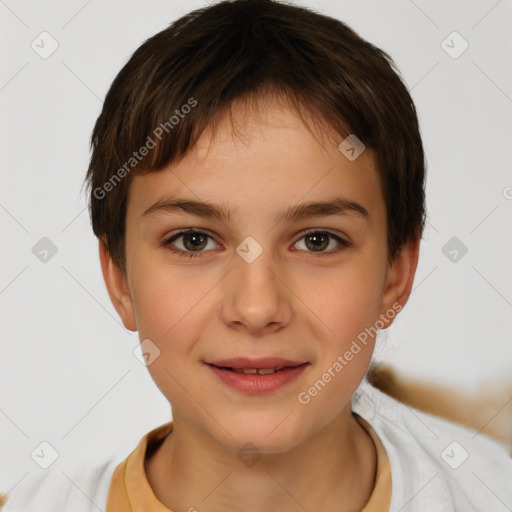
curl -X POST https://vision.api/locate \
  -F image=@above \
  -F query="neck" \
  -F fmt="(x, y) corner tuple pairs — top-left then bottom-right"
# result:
(145, 406), (377, 512)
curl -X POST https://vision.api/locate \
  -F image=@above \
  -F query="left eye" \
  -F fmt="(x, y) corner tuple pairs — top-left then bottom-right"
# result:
(163, 229), (351, 258)
(294, 230), (351, 253)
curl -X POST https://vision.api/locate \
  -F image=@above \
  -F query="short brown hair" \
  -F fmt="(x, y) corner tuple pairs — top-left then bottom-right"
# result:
(84, 0), (426, 273)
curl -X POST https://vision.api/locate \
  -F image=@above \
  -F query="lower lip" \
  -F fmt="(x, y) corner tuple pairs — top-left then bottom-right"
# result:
(206, 363), (309, 395)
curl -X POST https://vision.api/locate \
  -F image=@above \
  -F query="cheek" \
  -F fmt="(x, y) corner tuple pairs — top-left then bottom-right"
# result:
(300, 259), (384, 398)
(129, 263), (206, 405)
(305, 260), (384, 339)
(297, 270), (381, 414)
(129, 259), (219, 394)
(130, 254), (207, 339)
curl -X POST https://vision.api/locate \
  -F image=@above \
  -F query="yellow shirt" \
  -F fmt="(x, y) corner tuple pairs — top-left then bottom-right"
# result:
(106, 416), (391, 511)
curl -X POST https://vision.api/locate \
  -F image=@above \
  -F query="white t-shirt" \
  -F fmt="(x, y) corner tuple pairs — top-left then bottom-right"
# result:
(3, 381), (511, 511)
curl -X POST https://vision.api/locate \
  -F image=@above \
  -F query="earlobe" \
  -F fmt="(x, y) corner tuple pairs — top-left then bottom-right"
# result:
(98, 238), (137, 332)
(378, 234), (421, 329)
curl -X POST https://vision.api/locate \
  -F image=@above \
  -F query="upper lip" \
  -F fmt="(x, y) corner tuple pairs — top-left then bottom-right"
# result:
(205, 357), (308, 369)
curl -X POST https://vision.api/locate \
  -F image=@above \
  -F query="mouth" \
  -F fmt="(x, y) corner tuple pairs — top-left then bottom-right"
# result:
(204, 358), (310, 394)
(207, 364), (299, 375)
(205, 357), (308, 374)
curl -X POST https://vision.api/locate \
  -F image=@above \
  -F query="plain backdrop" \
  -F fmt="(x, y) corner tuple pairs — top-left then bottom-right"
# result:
(1, 0), (511, 492)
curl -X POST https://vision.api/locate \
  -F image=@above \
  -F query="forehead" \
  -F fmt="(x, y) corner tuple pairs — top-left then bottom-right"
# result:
(189, 94), (350, 162)
(127, 96), (382, 220)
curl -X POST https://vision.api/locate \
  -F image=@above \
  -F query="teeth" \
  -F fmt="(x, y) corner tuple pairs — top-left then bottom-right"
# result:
(231, 367), (282, 375)
(256, 368), (277, 375)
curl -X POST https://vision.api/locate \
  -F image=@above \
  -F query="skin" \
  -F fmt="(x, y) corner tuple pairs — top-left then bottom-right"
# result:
(100, 94), (420, 512)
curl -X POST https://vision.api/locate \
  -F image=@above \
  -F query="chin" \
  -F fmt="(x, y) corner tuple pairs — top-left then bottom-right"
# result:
(212, 414), (309, 455)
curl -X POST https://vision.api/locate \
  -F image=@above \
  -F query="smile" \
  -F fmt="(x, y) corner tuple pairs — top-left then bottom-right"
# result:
(205, 362), (309, 394)
(214, 366), (286, 375)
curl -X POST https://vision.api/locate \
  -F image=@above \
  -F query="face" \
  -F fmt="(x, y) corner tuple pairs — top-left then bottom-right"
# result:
(102, 96), (417, 454)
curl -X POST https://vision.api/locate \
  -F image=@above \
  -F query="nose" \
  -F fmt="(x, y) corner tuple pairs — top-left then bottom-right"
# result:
(220, 248), (293, 335)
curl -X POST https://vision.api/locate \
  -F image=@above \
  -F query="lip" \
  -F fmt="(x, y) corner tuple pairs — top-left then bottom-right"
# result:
(205, 357), (307, 370)
(205, 360), (310, 395)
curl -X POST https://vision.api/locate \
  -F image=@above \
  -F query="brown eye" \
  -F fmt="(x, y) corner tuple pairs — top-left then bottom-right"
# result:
(304, 232), (329, 252)
(162, 228), (351, 259)
(182, 232), (208, 251)
(163, 229), (218, 258)
(294, 230), (351, 254)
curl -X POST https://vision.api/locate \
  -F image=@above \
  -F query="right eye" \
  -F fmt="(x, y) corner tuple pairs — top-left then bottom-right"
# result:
(162, 229), (220, 258)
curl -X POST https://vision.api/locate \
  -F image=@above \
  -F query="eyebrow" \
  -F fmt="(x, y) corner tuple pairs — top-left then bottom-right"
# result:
(142, 196), (369, 222)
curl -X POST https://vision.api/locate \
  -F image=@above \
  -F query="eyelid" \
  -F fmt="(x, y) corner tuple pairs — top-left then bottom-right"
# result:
(164, 227), (216, 238)
(295, 227), (347, 239)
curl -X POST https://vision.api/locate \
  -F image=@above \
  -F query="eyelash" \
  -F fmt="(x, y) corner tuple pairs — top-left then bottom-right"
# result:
(161, 228), (352, 259)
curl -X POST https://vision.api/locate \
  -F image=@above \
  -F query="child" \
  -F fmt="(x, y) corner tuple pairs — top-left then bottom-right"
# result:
(3, 0), (511, 510)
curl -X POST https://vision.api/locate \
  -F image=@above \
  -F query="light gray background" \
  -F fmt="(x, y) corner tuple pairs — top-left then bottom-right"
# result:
(1, 0), (511, 493)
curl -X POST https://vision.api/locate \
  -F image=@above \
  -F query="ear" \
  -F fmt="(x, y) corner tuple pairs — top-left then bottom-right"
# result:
(378, 233), (421, 329)
(98, 238), (137, 332)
